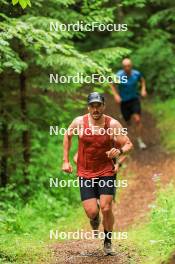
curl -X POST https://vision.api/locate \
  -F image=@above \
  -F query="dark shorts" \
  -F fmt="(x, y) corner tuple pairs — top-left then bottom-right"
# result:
(79, 176), (116, 201)
(120, 98), (141, 122)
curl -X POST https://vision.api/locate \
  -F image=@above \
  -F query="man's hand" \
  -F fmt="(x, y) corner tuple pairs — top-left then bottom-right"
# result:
(140, 77), (147, 98)
(114, 94), (122, 104)
(113, 163), (120, 173)
(106, 148), (120, 159)
(141, 89), (147, 97)
(62, 162), (73, 173)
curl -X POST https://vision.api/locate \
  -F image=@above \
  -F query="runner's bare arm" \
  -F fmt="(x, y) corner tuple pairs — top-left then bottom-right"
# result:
(140, 77), (147, 97)
(62, 117), (82, 173)
(115, 136), (128, 160)
(113, 119), (133, 154)
(113, 137), (128, 172)
(106, 119), (133, 159)
(113, 155), (127, 173)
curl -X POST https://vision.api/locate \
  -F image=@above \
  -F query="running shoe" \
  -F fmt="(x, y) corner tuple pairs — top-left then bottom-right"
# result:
(103, 241), (115, 255)
(137, 138), (147, 149)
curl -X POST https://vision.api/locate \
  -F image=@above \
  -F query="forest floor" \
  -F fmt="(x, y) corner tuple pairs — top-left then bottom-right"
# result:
(50, 95), (175, 264)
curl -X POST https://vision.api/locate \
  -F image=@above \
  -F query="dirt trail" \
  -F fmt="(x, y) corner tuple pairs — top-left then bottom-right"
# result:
(50, 95), (175, 264)
(105, 94), (175, 230)
(51, 240), (139, 264)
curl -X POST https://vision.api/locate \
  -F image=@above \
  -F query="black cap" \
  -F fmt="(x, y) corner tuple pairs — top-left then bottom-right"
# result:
(87, 92), (104, 104)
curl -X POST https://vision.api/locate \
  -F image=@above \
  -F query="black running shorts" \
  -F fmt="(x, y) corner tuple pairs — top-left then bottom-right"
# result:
(120, 98), (141, 122)
(79, 175), (116, 201)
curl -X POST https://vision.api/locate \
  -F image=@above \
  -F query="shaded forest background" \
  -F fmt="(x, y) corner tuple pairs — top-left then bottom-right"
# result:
(0, 0), (175, 263)
(1, 0), (174, 190)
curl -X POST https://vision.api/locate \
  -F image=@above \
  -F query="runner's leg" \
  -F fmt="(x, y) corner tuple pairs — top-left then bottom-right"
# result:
(100, 194), (114, 231)
(82, 198), (99, 219)
(100, 194), (114, 254)
(132, 113), (147, 149)
(132, 113), (142, 137)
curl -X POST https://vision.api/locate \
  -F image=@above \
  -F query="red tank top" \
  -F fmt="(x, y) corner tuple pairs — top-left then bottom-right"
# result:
(77, 114), (114, 178)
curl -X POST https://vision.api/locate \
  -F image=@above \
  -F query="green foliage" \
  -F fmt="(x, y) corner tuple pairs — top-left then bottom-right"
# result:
(0, 139), (83, 263)
(0, 191), (84, 263)
(12, 0), (31, 9)
(0, 0), (129, 195)
(104, 0), (175, 97)
(128, 183), (175, 264)
(1, 0), (175, 262)
(132, 29), (175, 97)
(148, 98), (175, 152)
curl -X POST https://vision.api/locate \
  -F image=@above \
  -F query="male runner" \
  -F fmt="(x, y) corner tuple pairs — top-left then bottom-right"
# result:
(73, 139), (127, 172)
(62, 92), (133, 254)
(110, 58), (147, 149)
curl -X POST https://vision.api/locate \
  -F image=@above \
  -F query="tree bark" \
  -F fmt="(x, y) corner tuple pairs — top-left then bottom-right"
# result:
(0, 122), (9, 187)
(20, 72), (30, 184)
(116, 0), (124, 23)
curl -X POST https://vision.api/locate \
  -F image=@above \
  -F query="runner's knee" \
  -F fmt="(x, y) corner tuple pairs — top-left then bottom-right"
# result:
(132, 114), (141, 124)
(84, 207), (98, 219)
(100, 202), (112, 214)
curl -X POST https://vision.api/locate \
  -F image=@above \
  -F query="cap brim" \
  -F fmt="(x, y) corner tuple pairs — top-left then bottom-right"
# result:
(88, 99), (103, 104)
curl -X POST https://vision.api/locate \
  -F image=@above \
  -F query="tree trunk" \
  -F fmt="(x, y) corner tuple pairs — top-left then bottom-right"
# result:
(20, 72), (30, 184)
(116, 0), (124, 23)
(0, 122), (9, 187)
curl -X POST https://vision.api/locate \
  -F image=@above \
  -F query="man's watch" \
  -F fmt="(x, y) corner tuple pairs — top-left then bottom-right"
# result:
(119, 148), (124, 155)
(115, 159), (122, 168)
(118, 162), (122, 168)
